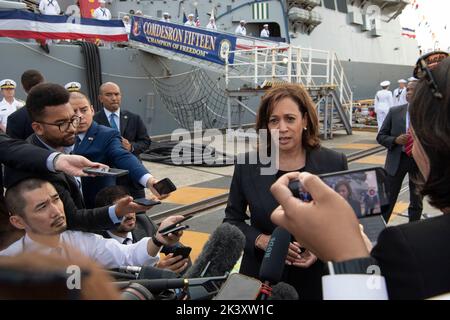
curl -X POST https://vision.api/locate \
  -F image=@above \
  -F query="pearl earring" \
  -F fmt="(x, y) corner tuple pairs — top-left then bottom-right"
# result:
(303, 127), (307, 131)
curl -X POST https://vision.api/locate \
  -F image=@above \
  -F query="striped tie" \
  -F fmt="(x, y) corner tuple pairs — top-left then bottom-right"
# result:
(404, 128), (414, 157)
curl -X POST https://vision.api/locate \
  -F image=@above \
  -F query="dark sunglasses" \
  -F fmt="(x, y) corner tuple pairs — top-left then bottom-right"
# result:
(413, 51), (449, 99)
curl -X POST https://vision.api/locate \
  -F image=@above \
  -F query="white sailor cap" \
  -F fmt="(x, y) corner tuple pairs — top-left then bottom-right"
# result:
(65, 82), (81, 92)
(380, 80), (390, 87)
(263, 24), (269, 27)
(0, 79), (16, 89)
(163, 12), (169, 16)
(240, 20), (246, 23)
(188, 13), (195, 17)
(398, 79), (407, 84)
(408, 77), (418, 82)
(98, 0), (106, 3)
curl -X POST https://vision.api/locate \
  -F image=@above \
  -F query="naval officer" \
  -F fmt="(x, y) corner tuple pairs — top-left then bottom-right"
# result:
(0, 79), (24, 133)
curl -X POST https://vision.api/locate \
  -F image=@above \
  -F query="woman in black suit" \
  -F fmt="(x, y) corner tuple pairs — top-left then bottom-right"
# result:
(224, 84), (347, 299)
(334, 180), (363, 217)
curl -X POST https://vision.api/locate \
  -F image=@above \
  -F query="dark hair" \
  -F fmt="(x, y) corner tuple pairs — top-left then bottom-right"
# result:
(26, 83), (70, 122)
(334, 180), (353, 196)
(20, 70), (45, 93)
(255, 84), (320, 151)
(410, 57), (450, 209)
(5, 179), (49, 218)
(95, 185), (129, 208)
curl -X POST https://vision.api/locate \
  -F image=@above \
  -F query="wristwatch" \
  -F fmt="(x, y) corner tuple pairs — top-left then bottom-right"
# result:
(327, 256), (380, 275)
(152, 236), (164, 247)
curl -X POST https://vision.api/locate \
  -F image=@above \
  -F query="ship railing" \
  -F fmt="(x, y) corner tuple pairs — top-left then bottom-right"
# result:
(330, 52), (353, 124)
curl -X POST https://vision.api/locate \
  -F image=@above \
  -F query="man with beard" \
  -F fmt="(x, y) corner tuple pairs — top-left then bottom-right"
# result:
(0, 178), (185, 269)
(4, 83), (152, 232)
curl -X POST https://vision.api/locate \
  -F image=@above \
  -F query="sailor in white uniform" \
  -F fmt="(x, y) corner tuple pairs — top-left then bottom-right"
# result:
(184, 14), (196, 27)
(374, 80), (394, 131)
(393, 79), (407, 106)
(260, 24), (270, 37)
(93, 0), (111, 20)
(161, 12), (171, 23)
(0, 79), (24, 132)
(235, 20), (247, 36)
(38, 0), (60, 15)
(206, 17), (217, 30)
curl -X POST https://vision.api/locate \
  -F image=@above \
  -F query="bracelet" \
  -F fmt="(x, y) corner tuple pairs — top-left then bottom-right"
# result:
(53, 152), (63, 173)
(152, 236), (164, 247)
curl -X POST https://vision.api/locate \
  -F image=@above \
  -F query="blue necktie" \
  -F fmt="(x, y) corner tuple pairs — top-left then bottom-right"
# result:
(109, 113), (119, 131)
(74, 135), (81, 151)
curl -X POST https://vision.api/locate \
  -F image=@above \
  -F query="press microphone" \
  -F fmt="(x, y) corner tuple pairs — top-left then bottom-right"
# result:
(258, 226), (291, 300)
(186, 223), (245, 278)
(119, 266), (141, 274)
(268, 282), (299, 300)
(114, 274), (228, 292)
(119, 264), (178, 280)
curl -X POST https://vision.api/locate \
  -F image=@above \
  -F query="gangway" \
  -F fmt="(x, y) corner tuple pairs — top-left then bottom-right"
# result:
(127, 17), (353, 138)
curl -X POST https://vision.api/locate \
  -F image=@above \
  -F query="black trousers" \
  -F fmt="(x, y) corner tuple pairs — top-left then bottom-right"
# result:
(383, 153), (423, 223)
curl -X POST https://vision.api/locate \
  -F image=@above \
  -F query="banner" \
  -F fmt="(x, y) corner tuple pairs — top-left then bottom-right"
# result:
(129, 16), (236, 65)
(0, 10), (127, 42)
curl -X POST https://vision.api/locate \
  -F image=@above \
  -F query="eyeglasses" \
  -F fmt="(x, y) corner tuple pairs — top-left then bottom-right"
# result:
(413, 51), (449, 99)
(37, 116), (81, 132)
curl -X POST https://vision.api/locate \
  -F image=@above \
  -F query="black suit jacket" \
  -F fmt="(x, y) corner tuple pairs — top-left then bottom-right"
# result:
(4, 134), (115, 232)
(1, 132), (51, 200)
(372, 213), (450, 299)
(5, 107), (34, 140)
(94, 109), (151, 157)
(224, 146), (348, 299)
(377, 104), (409, 176)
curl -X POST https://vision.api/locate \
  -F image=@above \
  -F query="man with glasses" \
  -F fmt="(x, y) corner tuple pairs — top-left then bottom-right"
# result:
(4, 83), (151, 232)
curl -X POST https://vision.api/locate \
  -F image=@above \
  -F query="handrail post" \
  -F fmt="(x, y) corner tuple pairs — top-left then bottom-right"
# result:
(330, 52), (335, 85)
(272, 48), (276, 80)
(287, 46), (292, 83)
(307, 48), (312, 86)
(254, 47), (258, 88)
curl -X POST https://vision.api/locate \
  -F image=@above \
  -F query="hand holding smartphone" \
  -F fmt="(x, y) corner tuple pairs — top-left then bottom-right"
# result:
(158, 215), (193, 236)
(170, 246), (192, 259)
(153, 178), (177, 195)
(82, 167), (129, 177)
(133, 198), (161, 207)
(159, 225), (189, 236)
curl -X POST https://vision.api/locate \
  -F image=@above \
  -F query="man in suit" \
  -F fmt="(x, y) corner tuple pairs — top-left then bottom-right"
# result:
(94, 82), (151, 199)
(377, 80), (423, 223)
(6, 70), (45, 140)
(4, 83), (151, 232)
(95, 185), (191, 275)
(69, 91), (164, 209)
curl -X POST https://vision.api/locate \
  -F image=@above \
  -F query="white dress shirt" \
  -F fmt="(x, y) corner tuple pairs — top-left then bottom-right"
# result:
(0, 231), (160, 269)
(103, 107), (120, 130)
(235, 25), (247, 36)
(106, 231), (134, 245)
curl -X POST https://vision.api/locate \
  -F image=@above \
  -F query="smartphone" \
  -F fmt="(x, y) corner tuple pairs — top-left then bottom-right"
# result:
(153, 178), (177, 195)
(213, 273), (262, 300)
(158, 215), (193, 234)
(171, 246), (192, 259)
(159, 224), (189, 236)
(288, 166), (389, 217)
(133, 198), (161, 207)
(82, 167), (129, 177)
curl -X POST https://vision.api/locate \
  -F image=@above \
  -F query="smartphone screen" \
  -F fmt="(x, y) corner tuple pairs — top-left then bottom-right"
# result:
(213, 273), (262, 300)
(289, 167), (389, 218)
(171, 246), (192, 259)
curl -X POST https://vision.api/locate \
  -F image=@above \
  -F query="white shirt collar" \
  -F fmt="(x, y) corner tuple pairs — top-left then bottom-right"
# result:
(103, 107), (120, 119)
(36, 135), (72, 154)
(106, 231), (133, 244)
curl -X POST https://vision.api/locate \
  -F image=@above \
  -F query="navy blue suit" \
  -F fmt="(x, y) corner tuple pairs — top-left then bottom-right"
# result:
(73, 121), (149, 208)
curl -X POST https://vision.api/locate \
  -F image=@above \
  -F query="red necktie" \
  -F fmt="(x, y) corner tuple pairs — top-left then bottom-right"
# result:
(404, 128), (414, 157)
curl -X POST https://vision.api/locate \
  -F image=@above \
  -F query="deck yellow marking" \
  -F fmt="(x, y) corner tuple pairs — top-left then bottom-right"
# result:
(337, 143), (378, 150)
(355, 155), (386, 165)
(163, 187), (228, 205)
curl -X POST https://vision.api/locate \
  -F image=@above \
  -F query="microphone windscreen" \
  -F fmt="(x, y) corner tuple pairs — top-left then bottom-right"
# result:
(268, 282), (299, 300)
(258, 226), (291, 284)
(138, 265), (178, 280)
(186, 223), (245, 278)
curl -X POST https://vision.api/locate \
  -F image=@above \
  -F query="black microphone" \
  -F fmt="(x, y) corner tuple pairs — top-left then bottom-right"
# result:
(268, 282), (299, 300)
(114, 274), (228, 292)
(185, 223), (245, 278)
(258, 226), (291, 300)
(119, 264), (178, 280)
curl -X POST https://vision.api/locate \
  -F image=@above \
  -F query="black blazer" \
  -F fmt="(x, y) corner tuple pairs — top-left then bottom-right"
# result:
(377, 104), (410, 176)
(4, 134), (115, 232)
(372, 213), (450, 300)
(5, 107), (34, 140)
(224, 146), (348, 299)
(94, 109), (151, 157)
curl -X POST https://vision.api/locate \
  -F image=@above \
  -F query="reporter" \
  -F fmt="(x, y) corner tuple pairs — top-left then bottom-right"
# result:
(270, 55), (450, 299)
